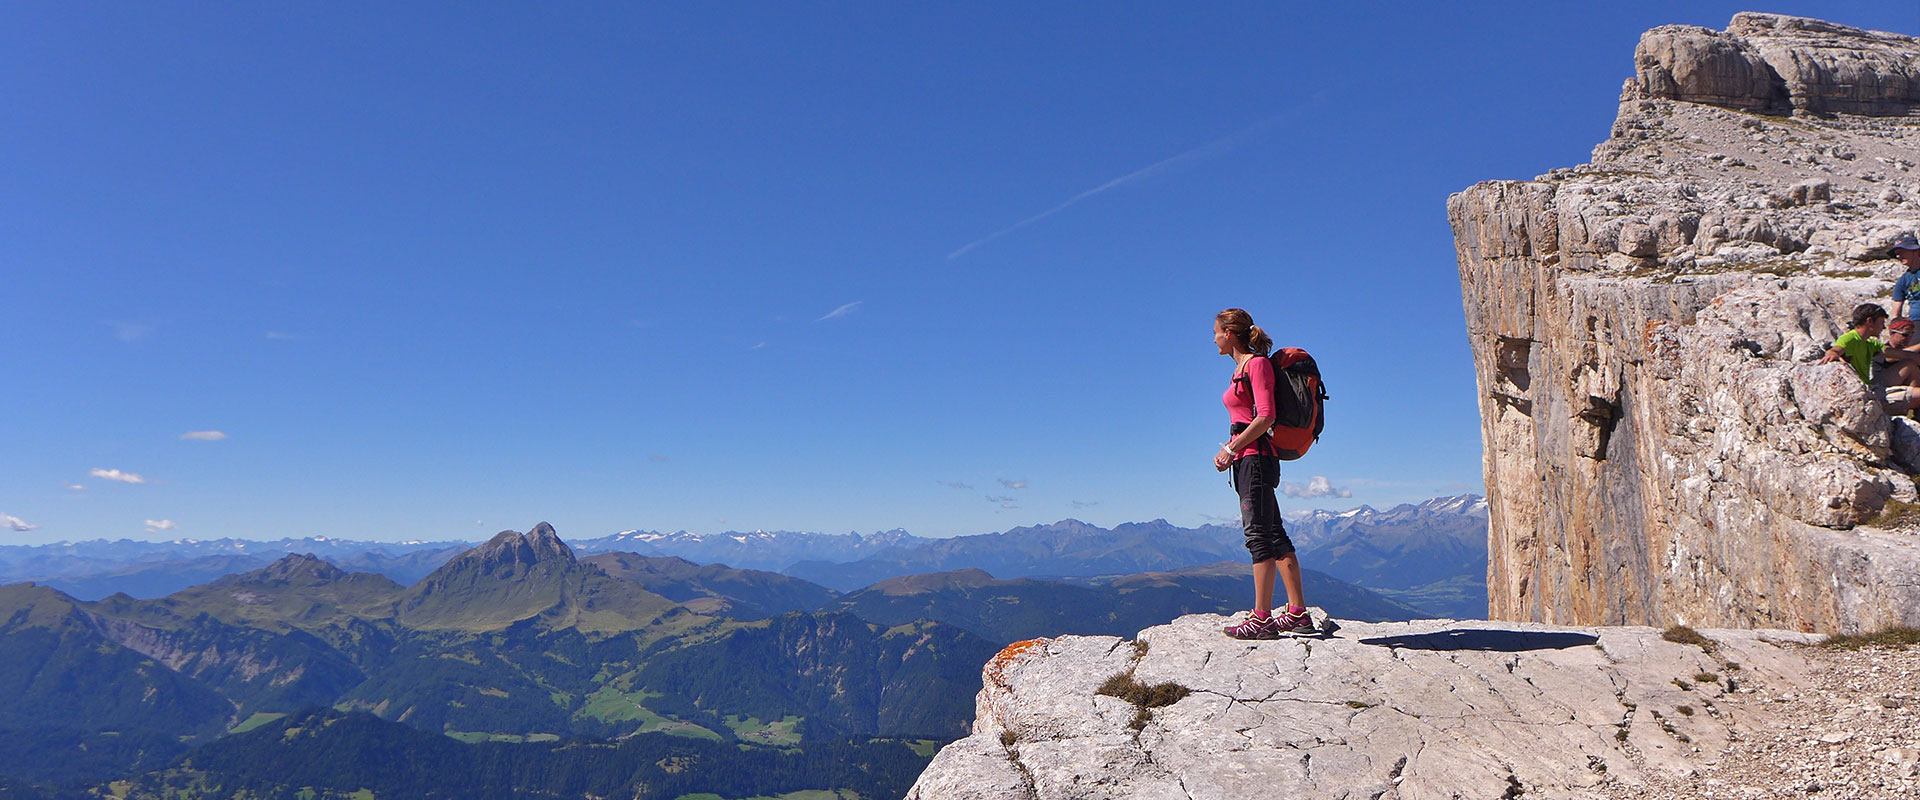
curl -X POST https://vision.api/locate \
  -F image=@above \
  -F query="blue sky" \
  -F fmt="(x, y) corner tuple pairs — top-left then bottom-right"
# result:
(5, 2), (1913, 544)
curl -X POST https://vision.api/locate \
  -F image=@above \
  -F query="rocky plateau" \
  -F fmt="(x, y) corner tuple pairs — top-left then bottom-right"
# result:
(908, 612), (1920, 799)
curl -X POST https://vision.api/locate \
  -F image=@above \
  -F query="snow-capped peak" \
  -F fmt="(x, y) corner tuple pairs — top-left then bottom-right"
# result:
(1418, 494), (1488, 515)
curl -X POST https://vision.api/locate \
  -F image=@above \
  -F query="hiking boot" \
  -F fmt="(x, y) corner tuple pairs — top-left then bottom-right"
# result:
(1272, 607), (1317, 636)
(1222, 612), (1277, 640)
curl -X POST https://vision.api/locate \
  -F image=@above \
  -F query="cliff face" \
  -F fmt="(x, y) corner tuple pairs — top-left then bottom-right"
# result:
(1450, 13), (1920, 632)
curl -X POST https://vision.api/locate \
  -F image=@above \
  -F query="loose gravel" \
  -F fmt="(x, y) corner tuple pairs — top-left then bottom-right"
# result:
(1626, 643), (1920, 800)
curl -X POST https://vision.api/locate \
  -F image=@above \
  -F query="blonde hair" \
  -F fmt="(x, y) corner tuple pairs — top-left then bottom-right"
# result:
(1215, 308), (1272, 355)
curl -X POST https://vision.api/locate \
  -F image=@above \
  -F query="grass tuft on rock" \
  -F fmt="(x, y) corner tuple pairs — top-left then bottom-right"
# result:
(1870, 499), (1920, 527)
(1097, 673), (1190, 708)
(1817, 627), (1920, 650)
(1661, 625), (1716, 653)
(1097, 671), (1191, 731)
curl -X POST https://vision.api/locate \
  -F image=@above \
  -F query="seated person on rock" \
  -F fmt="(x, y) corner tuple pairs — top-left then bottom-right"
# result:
(1871, 318), (1920, 414)
(1818, 303), (1920, 415)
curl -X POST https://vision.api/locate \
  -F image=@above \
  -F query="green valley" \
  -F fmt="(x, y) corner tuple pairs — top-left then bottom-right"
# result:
(0, 525), (985, 798)
(84, 708), (931, 800)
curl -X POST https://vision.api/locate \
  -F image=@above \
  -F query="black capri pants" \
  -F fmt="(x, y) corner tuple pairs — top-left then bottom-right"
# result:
(1232, 454), (1296, 563)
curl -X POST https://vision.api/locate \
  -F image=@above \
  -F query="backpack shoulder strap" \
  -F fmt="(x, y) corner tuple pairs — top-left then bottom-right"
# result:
(1235, 355), (1279, 455)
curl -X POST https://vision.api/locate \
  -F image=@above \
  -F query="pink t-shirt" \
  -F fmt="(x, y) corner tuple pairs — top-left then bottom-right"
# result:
(1223, 355), (1277, 458)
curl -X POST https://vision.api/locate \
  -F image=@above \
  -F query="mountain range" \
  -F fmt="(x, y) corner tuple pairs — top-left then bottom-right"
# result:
(831, 562), (1427, 643)
(0, 536), (468, 600)
(0, 526), (1000, 792)
(3, 495), (1490, 618)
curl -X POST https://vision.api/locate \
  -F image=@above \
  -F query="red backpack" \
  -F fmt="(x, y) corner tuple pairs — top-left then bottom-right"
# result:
(1234, 348), (1327, 460)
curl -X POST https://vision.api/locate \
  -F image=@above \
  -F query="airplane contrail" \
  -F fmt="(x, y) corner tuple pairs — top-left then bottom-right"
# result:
(947, 117), (1282, 260)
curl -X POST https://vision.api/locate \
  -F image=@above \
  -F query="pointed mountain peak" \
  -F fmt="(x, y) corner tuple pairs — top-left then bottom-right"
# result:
(432, 523), (578, 586)
(400, 521), (686, 634)
(258, 553), (350, 584)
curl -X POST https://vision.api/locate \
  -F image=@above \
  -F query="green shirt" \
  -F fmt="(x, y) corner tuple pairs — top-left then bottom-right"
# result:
(1834, 329), (1885, 383)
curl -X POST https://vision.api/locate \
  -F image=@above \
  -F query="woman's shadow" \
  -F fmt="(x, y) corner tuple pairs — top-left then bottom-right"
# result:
(1357, 629), (1599, 652)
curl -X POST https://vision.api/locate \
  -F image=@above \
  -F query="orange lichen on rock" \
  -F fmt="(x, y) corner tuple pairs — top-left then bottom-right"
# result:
(984, 638), (1051, 689)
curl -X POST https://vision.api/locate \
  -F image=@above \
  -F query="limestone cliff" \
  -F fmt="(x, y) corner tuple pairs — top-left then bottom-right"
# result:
(906, 613), (1827, 799)
(1450, 13), (1920, 632)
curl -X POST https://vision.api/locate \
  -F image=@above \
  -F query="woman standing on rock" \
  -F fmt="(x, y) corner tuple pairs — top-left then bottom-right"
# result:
(1213, 308), (1313, 639)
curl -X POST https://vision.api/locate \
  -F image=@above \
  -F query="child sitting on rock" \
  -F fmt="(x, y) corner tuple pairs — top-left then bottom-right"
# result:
(1818, 303), (1920, 415)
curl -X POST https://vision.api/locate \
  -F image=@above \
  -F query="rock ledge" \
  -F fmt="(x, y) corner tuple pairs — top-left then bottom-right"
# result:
(909, 613), (1830, 800)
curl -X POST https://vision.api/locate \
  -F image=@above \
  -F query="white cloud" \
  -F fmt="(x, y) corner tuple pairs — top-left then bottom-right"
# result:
(985, 495), (1016, 503)
(817, 301), (862, 321)
(752, 341), (768, 350)
(90, 468), (146, 484)
(998, 478), (1027, 490)
(180, 430), (228, 441)
(2, 514), (38, 532)
(1281, 475), (1352, 499)
(1072, 500), (1100, 509)
(1000, 503), (1020, 510)
(938, 481), (974, 490)
(65, 483), (85, 491)
(264, 331), (302, 340)
(144, 519), (178, 532)
(649, 454), (671, 462)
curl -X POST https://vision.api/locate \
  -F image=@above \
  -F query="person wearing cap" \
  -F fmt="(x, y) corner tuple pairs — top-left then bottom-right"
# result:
(1819, 303), (1920, 415)
(1887, 235), (1920, 321)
